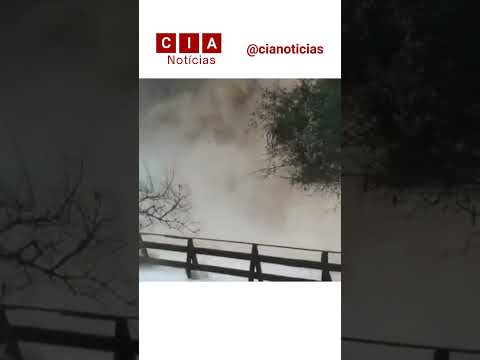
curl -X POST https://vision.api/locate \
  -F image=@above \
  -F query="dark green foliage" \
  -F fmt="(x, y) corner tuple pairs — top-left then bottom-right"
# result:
(344, 1), (480, 192)
(255, 80), (341, 191)
(343, 1), (480, 223)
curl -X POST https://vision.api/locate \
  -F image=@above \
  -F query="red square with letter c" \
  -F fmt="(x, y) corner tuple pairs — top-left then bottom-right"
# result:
(202, 33), (222, 53)
(156, 33), (176, 53)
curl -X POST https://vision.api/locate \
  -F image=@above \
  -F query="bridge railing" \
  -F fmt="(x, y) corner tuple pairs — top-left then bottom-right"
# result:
(342, 337), (480, 360)
(0, 305), (138, 360)
(139, 232), (341, 281)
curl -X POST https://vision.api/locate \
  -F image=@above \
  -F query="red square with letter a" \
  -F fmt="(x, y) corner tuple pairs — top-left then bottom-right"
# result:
(202, 33), (222, 53)
(156, 33), (176, 53)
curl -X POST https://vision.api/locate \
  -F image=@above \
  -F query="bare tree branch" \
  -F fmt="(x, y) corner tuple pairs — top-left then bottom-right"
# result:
(0, 162), (132, 304)
(139, 170), (197, 233)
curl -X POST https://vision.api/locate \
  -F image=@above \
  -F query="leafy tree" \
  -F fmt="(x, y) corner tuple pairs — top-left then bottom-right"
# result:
(255, 3), (480, 225)
(254, 79), (341, 192)
(343, 1), (480, 224)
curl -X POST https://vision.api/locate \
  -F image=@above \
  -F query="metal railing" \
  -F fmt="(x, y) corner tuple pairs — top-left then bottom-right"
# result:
(139, 232), (341, 281)
(0, 305), (138, 360)
(342, 336), (480, 360)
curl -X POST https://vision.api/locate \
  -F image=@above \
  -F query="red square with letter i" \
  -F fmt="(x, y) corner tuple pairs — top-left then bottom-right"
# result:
(179, 33), (200, 53)
(202, 33), (222, 53)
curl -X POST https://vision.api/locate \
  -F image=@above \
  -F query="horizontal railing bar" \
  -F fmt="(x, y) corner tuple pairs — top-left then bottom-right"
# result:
(12, 326), (139, 352)
(254, 273), (312, 282)
(342, 337), (480, 354)
(195, 246), (250, 260)
(193, 263), (313, 281)
(142, 241), (187, 252)
(194, 263), (260, 279)
(143, 258), (315, 281)
(4, 305), (138, 321)
(140, 232), (341, 254)
(142, 258), (186, 268)
(259, 254), (341, 271)
(141, 241), (341, 271)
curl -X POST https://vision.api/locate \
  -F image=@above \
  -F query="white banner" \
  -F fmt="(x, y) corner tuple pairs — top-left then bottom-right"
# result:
(139, 0), (341, 78)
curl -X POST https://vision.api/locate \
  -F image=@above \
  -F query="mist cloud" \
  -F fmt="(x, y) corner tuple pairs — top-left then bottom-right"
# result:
(139, 79), (340, 252)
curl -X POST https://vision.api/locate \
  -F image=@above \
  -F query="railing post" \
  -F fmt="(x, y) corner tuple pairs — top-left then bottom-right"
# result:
(249, 244), (263, 281)
(0, 306), (23, 360)
(186, 238), (198, 279)
(434, 349), (449, 360)
(114, 318), (135, 360)
(321, 252), (332, 281)
(138, 233), (149, 258)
